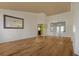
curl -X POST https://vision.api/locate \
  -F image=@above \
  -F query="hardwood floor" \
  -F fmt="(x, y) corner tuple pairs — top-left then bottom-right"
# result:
(0, 36), (73, 56)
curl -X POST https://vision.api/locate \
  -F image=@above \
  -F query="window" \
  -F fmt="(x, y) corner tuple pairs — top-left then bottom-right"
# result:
(50, 22), (65, 36)
(61, 26), (64, 32)
(57, 26), (60, 33)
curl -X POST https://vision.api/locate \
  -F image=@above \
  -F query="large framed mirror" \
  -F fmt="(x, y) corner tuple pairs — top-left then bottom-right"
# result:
(4, 15), (24, 29)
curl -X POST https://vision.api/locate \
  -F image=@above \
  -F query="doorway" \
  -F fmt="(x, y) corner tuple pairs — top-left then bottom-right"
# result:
(37, 24), (44, 36)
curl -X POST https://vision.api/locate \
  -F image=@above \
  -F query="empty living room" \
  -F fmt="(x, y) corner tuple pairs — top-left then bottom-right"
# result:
(0, 2), (79, 56)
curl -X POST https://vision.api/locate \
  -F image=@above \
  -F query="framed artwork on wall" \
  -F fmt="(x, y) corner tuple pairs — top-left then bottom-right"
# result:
(4, 15), (24, 29)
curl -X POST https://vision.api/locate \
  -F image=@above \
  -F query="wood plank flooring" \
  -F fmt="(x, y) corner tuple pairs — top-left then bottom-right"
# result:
(0, 36), (73, 56)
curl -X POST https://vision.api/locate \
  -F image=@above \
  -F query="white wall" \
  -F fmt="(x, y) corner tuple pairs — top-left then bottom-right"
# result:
(71, 3), (79, 55)
(0, 9), (73, 44)
(0, 9), (46, 43)
(35, 13), (46, 36)
(46, 12), (73, 37)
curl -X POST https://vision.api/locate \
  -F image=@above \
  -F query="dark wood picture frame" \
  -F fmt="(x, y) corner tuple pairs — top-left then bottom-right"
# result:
(4, 15), (24, 29)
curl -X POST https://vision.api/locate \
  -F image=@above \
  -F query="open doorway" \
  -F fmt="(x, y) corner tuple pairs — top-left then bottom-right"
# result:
(37, 24), (44, 36)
